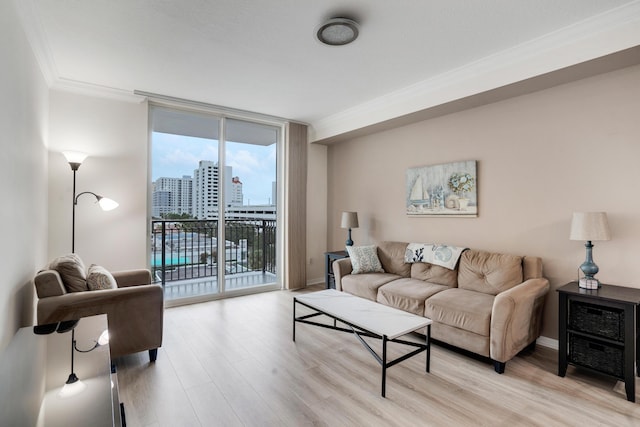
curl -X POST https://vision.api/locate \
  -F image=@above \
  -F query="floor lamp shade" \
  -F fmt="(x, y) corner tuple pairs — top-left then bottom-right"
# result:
(64, 152), (119, 252)
(62, 151), (88, 170)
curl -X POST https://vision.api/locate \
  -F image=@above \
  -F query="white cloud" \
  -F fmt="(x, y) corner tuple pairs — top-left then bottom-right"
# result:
(152, 132), (277, 204)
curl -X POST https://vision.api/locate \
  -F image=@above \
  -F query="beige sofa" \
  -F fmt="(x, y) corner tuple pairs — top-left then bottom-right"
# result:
(34, 254), (164, 361)
(333, 241), (549, 373)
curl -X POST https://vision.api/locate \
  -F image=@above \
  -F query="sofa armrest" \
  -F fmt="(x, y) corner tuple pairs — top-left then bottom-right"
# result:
(37, 284), (164, 358)
(34, 270), (67, 298)
(490, 277), (550, 363)
(112, 269), (152, 287)
(333, 258), (353, 291)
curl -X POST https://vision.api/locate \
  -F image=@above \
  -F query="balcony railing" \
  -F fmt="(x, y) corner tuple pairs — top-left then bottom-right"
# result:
(151, 219), (276, 293)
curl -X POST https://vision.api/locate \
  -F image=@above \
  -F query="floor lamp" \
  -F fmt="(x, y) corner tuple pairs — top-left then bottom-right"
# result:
(63, 152), (119, 253)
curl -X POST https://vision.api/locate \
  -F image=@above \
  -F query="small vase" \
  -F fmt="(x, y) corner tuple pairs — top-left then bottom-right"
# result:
(458, 198), (469, 211)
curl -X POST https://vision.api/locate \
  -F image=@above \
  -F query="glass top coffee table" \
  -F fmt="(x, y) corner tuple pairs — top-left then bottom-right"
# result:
(293, 289), (432, 397)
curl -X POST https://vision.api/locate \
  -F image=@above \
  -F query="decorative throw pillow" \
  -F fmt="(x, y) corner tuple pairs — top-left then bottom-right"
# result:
(346, 245), (384, 274)
(86, 264), (118, 291)
(49, 253), (88, 292)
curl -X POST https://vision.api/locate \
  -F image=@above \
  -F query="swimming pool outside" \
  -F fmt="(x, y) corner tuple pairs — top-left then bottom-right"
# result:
(151, 256), (192, 268)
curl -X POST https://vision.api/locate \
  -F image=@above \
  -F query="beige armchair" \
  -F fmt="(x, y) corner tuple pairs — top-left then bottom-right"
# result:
(34, 254), (163, 361)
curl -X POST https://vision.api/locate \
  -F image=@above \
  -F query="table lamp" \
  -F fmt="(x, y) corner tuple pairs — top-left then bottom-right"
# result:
(341, 211), (359, 247)
(569, 212), (611, 289)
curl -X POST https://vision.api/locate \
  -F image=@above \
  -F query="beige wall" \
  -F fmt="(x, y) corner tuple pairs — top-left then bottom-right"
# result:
(306, 143), (328, 284)
(47, 91), (149, 270)
(326, 64), (640, 340)
(0, 0), (49, 351)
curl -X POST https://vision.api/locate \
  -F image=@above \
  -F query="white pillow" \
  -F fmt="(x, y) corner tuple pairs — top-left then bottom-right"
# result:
(86, 264), (118, 291)
(346, 245), (384, 274)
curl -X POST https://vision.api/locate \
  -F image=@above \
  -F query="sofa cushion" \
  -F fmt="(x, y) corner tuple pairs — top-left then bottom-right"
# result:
(341, 273), (401, 301)
(346, 245), (384, 274)
(410, 262), (458, 287)
(377, 241), (411, 277)
(86, 264), (118, 291)
(377, 278), (449, 316)
(457, 250), (523, 295)
(49, 253), (88, 292)
(431, 322), (490, 358)
(425, 288), (495, 336)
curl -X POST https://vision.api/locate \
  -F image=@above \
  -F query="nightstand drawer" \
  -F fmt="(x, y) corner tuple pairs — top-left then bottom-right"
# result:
(569, 334), (624, 378)
(569, 300), (624, 341)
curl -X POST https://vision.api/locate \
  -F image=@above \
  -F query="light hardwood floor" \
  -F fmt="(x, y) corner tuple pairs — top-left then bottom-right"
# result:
(117, 286), (640, 426)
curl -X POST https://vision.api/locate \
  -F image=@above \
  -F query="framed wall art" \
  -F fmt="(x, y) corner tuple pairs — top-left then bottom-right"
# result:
(406, 160), (477, 217)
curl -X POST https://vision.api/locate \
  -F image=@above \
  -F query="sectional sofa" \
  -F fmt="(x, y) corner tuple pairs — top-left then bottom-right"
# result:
(333, 241), (550, 373)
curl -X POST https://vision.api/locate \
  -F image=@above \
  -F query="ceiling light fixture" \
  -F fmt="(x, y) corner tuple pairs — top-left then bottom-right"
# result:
(316, 17), (359, 46)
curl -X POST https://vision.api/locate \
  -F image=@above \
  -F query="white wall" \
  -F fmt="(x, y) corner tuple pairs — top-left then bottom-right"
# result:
(45, 90), (327, 289)
(0, 0), (49, 351)
(326, 64), (640, 340)
(47, 91), (149, 270)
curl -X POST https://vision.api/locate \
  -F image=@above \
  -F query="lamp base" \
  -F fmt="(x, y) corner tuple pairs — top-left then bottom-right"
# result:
(66, 373), (80, 384)
(579, 277), (600, 290)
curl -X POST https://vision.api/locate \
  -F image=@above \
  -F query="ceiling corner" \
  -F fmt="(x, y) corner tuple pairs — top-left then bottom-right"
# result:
(15, 0), (58, 86)
(310, 1), (640, 144)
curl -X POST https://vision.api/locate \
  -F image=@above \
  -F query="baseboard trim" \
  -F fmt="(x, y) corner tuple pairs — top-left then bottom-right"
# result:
(536, 336), (558, 350)
(306, 277), (324, 287)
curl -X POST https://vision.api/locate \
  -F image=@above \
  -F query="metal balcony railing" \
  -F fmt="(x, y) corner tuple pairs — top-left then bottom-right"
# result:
(151, 219), (276, 290)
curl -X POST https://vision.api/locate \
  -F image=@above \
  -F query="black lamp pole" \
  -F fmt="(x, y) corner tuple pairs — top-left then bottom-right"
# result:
(69, 162), (81, 253)
(66, 328), (79, 385)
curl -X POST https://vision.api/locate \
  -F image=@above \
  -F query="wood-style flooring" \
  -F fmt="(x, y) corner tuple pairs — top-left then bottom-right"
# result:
(116, 286), (640, 426)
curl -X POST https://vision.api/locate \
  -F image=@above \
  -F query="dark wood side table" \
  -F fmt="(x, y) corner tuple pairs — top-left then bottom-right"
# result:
(324, 250), (348, 289)
(557, 281), (640, 402)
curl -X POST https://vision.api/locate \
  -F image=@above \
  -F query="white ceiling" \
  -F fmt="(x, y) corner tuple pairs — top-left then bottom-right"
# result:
(17, 0), (640, 142)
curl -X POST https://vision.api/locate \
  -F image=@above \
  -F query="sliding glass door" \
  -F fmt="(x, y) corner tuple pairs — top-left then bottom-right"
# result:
(222, 118), (279, 293)
(150, 106), (281, 305)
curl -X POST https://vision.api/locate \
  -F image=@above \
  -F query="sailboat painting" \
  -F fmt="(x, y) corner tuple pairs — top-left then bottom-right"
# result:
(409, 178), (430, 208)
(406, 160), (478, 217)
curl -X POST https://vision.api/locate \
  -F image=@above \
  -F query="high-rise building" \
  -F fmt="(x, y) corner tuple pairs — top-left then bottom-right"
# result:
(231, 176), (243, 206)
(152, 176), (193, 217)
(151, 189), (172, 217)
(271, 181), (276, 206)
(192, 161), (233, 219)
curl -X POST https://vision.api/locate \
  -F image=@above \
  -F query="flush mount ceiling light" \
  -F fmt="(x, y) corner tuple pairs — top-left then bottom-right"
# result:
(316, 17), (359, 46)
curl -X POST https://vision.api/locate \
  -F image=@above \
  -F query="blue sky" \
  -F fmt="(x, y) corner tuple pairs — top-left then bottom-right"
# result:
(152, 132), (277, 205)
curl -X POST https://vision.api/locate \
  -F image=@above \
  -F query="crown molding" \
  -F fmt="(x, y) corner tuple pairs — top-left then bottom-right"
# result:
(16, 0), (144, 103)
(310, 1), (640, 143)
(15, 0), (57, 86)
(53, 78), (146, 103)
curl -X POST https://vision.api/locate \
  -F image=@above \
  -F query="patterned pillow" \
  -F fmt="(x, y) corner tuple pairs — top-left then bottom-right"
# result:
(49, 253), (88, 292)
(86, 264), (118, 291)
(346, 245), (384, 274)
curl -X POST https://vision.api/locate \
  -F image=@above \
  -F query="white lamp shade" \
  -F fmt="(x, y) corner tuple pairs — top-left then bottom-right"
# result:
(341, 211), (359, 229)
(97, 329), (110, 346)
(98, 197), (119, 211)
(62, 151), (88, 165)
(569, 212), (611, 241)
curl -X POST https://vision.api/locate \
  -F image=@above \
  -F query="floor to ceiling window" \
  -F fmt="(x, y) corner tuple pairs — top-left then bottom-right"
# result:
(149, 104), (282, 305)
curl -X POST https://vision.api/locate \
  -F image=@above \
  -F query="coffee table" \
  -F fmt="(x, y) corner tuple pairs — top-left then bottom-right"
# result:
(293, 289), (432, 397)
